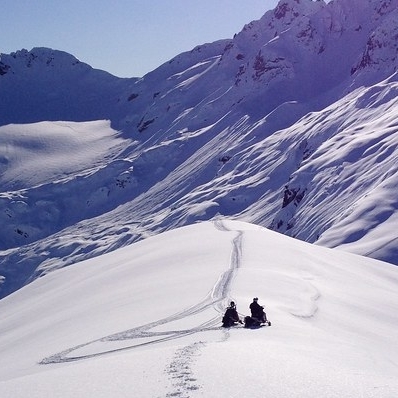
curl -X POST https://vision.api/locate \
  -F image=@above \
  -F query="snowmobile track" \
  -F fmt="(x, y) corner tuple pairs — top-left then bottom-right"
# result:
(40, 220), (244, 365)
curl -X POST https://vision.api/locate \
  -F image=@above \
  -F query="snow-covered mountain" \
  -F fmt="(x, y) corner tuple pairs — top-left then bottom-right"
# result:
(1, 0), (398, 298)
(2, 1), (398, 396)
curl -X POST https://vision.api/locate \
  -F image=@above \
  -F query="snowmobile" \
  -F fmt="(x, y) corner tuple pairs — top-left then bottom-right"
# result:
(244, 315), (271, 328)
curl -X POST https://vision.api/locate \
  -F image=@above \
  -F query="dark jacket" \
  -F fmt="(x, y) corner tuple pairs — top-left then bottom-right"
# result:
(249, 301), (264, 318)
(222, 306), (240, 326)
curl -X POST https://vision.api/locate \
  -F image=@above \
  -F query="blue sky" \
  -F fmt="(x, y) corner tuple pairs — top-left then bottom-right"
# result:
(1, 0), (279, 77)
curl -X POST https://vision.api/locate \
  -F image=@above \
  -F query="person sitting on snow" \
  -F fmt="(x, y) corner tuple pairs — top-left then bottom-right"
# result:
(249, 297), (268, 323)
(222, 301), (242, 327)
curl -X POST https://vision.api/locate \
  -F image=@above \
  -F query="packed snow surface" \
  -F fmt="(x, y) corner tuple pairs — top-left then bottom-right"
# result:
(1, 220), (397, 398)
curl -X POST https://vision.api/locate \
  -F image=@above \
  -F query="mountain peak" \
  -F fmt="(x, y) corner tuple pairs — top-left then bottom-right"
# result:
(351, 7), (398, 81)
(0, 47), (86, 74)
(0, 47), (124, 126)
(273, 0), (326, 21)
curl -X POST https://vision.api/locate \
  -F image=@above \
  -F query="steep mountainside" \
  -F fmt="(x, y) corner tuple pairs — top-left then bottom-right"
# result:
(1, 0), (398, 297)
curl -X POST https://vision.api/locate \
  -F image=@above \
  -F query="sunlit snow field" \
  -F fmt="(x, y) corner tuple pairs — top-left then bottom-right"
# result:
(0, 120), (127, 190)
(1, 220), (397, 397)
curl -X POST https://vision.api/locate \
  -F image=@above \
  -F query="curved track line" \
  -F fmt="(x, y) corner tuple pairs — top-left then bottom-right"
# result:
(289, 280), (321, 319)
(40, 220), (243, 365)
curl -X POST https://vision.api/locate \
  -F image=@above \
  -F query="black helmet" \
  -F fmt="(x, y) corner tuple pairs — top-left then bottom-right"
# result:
(230, 301), (236, 307)
(253, 297), (258, 301)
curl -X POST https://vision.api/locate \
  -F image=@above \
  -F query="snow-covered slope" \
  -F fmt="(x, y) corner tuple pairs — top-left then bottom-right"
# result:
(1, 220), (397, 397)
(0, 120), (128, 190)
(1, 0), (398, 297)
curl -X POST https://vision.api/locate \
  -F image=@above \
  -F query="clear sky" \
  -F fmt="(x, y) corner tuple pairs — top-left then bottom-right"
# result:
(1, 0), (280, 77)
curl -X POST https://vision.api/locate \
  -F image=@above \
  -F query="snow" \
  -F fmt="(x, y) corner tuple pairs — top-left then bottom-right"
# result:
(0, 0), (397, 301)
(0, 120), (127, 190)
(1, 2), (398, 394)
(1, 220), (398, 397)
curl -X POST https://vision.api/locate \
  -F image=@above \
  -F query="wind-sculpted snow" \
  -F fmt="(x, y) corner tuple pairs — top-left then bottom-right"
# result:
(270, 78), (398, 262)
(2, 79), (398, 297)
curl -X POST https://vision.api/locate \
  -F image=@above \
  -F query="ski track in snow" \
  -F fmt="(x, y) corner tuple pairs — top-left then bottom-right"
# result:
(40, 220), (245, 396)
